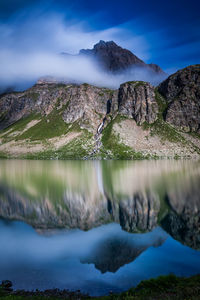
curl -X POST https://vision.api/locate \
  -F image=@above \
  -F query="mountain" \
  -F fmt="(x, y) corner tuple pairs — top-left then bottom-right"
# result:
(0, 65), (199, 159)
(158, 64), (200, 132)
(79, 40), (166, 75)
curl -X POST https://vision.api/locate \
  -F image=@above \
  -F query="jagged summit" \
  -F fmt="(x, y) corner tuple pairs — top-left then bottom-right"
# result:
(79, 40), (166, 74)
(80, 40), (146, 72)
(94, 40), (118, 48)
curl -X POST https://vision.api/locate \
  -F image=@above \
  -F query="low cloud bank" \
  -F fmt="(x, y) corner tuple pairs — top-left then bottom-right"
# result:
(0, 9), (167, 92)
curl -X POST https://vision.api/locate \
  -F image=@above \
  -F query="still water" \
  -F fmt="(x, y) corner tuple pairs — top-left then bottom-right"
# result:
(0, 159), (200, 296)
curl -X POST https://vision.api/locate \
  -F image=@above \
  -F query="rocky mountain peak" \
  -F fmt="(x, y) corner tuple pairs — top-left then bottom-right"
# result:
(93, 40), (121, 50)
(80, 40), (165, 74)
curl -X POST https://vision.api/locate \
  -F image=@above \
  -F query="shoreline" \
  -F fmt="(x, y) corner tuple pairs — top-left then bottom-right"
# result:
(1, 274), (200, 299)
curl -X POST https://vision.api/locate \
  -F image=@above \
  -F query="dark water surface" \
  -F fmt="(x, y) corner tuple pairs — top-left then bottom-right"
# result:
(0, 159), (200, 296)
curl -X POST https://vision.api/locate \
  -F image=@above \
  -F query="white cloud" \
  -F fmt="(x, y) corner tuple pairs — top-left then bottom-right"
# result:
(0, 10), (166, 91)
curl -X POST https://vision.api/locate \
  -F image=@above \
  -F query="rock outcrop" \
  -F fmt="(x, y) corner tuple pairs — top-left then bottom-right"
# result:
(0, 83), (66, 130)
(0, 80), (158, 132)
(62, 84), (118, 131)
(0, 82), (118, 133)
(158, 65), (200, 133)
(118, 81), (158, 124)
(0, 65), (199, 159)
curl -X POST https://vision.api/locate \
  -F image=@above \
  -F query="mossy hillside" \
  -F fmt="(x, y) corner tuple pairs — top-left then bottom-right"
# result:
(0, 94), (71, 142)
(155, 89), (168, 119)
(0, 111), (8, 123)
(142, 91), (188, 145)
(0, 114), (41, 142)
(188, 131), (200, 140)
(101, 115), (152, 159)
(143, 119), (187, 144)
(17, 110), (71, 141)
(23, 129), (93, 160)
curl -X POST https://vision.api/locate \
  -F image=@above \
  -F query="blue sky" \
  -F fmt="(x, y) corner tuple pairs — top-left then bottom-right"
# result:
(0, 0), (199, 70)
(0, 0), (199, 90)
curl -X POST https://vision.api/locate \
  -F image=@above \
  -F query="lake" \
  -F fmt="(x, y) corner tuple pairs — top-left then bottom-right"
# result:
(0, 159), (200, 296)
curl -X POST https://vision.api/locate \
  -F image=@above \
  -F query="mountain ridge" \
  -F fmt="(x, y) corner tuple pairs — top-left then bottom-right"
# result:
(0, 64), (199, 159)
(80, 40), (166, 75)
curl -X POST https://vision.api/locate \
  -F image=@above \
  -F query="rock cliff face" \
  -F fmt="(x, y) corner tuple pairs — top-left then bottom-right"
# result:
(80, 40), (166, 75)
(0, 84), (66, 130)
(0, 82), (117, 133)
(118, 82), (158, 124)
(0, 80), (158, 133)
(62, 84), (118, 131)
(158, 65), (200, 133)
(0, 65), (199, 159)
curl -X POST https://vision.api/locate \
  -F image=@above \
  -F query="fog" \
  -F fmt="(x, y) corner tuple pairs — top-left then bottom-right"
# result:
(0, 10), (167, 92)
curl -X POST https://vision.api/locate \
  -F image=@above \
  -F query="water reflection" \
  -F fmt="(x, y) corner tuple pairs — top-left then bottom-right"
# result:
(0, 159), (200, 295)
(0, 160), (199, 246)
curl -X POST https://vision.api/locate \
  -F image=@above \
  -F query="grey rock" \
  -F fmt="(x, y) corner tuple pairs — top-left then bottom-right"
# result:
(80, 40), (166, 75)
(158, 65), (200, 133)
(118, 81), (158, 124)
(62, 84), (118, 132)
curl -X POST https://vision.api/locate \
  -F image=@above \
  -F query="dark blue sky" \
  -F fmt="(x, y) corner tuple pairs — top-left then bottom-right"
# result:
(0, 0), (200, 71)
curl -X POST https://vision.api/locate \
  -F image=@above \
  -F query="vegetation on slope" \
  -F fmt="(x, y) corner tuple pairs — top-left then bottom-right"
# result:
(23, 129), (93, 160)
(0, 86), (199, 160)
(17, 112), (69, 141)
(0, 114), (41, 143)
(101, 115), (151, 159)
(142, 90), (187, 144)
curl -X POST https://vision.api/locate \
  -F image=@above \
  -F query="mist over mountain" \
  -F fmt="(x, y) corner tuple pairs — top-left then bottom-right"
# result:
(0, 39), (167, 94)
(0, 0), (199, 161)
(79, 40), (166, 75)
(0, 0), (199, 95)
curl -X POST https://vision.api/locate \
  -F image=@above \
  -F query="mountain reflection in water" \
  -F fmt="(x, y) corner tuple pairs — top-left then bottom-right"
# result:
(0, 159), (200, 295)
